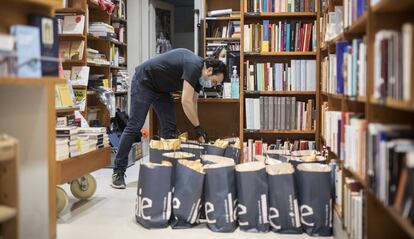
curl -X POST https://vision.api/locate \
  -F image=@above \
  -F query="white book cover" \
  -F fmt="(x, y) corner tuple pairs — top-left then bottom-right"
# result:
(300, 60), (306, 91)
(358, 42), (366, 96)
(62, 15), (85, 34)
(254, 98), (261, 130)
(269, 64), (273, 91)
(71, 66), (90, 86)
(402, 23), (412, 101)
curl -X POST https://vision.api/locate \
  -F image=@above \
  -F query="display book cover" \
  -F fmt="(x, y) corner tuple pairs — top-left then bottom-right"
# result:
(336, 41), (350, 94)
(29, 14), (59, 76)
(10, 25), (42, 77)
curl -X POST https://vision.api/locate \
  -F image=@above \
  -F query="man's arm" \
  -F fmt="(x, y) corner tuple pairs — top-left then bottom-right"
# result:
(181, 80), (200, 127)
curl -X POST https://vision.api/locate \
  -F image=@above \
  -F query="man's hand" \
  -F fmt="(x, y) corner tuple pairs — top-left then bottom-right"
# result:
(195, 126), (209, 143)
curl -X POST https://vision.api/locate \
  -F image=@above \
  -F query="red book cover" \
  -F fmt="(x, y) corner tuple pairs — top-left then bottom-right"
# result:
(299, 24), (304, 51)
(305, 0), (310, 12)
(264, 63), (269, 90)
(255, 141), (263, 155)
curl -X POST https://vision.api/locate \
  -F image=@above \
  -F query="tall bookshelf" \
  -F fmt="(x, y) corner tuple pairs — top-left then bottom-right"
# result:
(0, 0), (64, 238)
(240, 0), (320, 159)
(320, 0), (414, 238)
(55, 0), (128, 214)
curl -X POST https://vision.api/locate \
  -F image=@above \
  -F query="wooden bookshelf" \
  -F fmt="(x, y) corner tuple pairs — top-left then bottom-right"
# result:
(244, 51), (317, 56)
(0, 77), (65, 86)
(55, 7), (86, 14)
(206, 16), (241, 20)
(244, 129), (316, 134)
(320, 0), (414, 238)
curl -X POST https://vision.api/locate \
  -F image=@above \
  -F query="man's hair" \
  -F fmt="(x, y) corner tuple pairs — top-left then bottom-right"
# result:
(205, 57), (227, 76)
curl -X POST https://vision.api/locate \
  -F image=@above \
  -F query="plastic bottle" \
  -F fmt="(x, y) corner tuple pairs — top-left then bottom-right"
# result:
(230, 66), (240, 99)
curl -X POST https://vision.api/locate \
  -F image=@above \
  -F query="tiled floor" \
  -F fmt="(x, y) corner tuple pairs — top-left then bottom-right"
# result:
(57, 158), (333, 239)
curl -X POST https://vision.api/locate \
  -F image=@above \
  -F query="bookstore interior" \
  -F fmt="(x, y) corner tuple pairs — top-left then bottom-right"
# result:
(0, 0), (414, 238)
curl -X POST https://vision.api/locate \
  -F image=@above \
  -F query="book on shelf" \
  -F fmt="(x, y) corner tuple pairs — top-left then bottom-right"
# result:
(343, 0), (367, 29)
(243, 138), (316, 162)
(243, 20), (316, 53)
(321, 38), (366, 97)
(70, 66), (90, 86)
(322, 102), (366, 176)
(87, 48), (110, 66)
(10, 25), (42, 77)
(0, 34), (16, 77)
(373, 24), (413, 102)
(321, 6), (344, 43)
(207, 9), (233, 17)
(206, 41), (240, 56)
(62, 15), (85, 35)
(59, 40), (85, 61)
(113, 0), (126, 19)
(89, 22), (116, 38)
(367, 124), (414, 208)
(245, 0), (316, 13)
(244, 59), (316, 91)
(207, 20), (240, 38)
(73, 88), (87, 111)
(29, 15), (59, 76)
(343, 177), (364, 239)
(55, 80), (75, 108)
(112, 22), (126, 43)
(245, 96), (315, 131)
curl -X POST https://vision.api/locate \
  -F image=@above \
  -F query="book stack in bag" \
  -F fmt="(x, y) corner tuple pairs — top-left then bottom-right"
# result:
(245, 0), (316, 13)
(244, 20), (316, 53)
(367, 123), (414, 222)
(321, 38), (367, 96)
(243, 139), (316, 162)
(343, 177), (364, 239)
(321, 102), (366, 176)
(244, 59), (316, 91)
(373, 23), (413, 102)
(245, 97), (315, 131)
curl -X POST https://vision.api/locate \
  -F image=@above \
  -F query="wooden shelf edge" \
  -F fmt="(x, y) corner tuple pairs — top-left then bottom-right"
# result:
(56, 8), (86, 14)
(206, 37), (240, 41)
(0, 77), (65, 86)
(244, 12), (317, 18)
(56, 106), (80, 113)
(370, 97), (414, 112)
(0, 206), (17, 224)
(244, 51), (317, 56)
(245, 90), (316, 95)
(206, 16), (241, 20)
(368, 190), (414, 238)
(244, 129), (316, 134)
(344, 167), (366, 187)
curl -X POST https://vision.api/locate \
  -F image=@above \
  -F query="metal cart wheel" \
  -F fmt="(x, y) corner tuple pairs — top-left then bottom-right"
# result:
(70, 174), (97, 200)
(56, 186), (68, 214)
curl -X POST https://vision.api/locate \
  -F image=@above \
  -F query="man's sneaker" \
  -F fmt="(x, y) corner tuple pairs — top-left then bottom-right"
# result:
(111, 172), (126, 189)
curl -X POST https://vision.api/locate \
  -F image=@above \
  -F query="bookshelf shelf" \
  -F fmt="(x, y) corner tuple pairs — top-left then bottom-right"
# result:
(244, 51), (317, 56)
(114, 91), (128, 96)
(173, 98), (239, 103)
(344, 12), (368, 35)
(371, 0), (414, 14)
(110, 66), (127, 70)
(370, 97), (414, 113)
(206, 16), (240, 20)
(20, 0), (63, 8)
(368, 191), (414, 239)
(59, 34), (86, 39)
(244, 12), (317, 18)
(87, 62), (110, 67)
(244, 90), (317, 95)
(111, 16), (127, 24)
(63, 60), (86, 65)
(0, 206), (17, 224)
(244, 129), (316, 134)
(206, 37), (240, 41)
(0, 77), (65, 86)
(344, 167), (366, 187)
(55, 8), (86, 14)
(56, 106), (81, 113)
(56, 147), (111, 185)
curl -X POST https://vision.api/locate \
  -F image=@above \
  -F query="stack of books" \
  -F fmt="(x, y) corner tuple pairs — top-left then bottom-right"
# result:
(56, 126), (80, 159)
(112, 69), (129, 92)
(245, 97), (315, 131)
(245, 0), (317, 13)
(110, 45), (121, 67)
(78, 127), (110, 151)
(207, 9), (240, 17)
(207, 21), (241, 38)
(112, 22), (126, 43)
(60, 40), (85, 61)
(373, 24), (413, 102)
(321, 6), (344, 43)
(89, 22), (116, 39)
(206, 42), (241, 56)
(87, 48), (110, 66)
(243, 20), (317, 53)
(244, 59), (316, 91)
(113, 0), (126, 19)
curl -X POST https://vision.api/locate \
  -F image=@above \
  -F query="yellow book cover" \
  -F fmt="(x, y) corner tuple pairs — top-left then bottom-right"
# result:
(56, 84), (74, 107)
(70, 40), (85, 60)
(261, 41), (269, 53)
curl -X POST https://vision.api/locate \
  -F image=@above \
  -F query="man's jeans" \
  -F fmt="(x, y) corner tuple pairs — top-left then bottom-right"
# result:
(114, 68), (177, 173)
